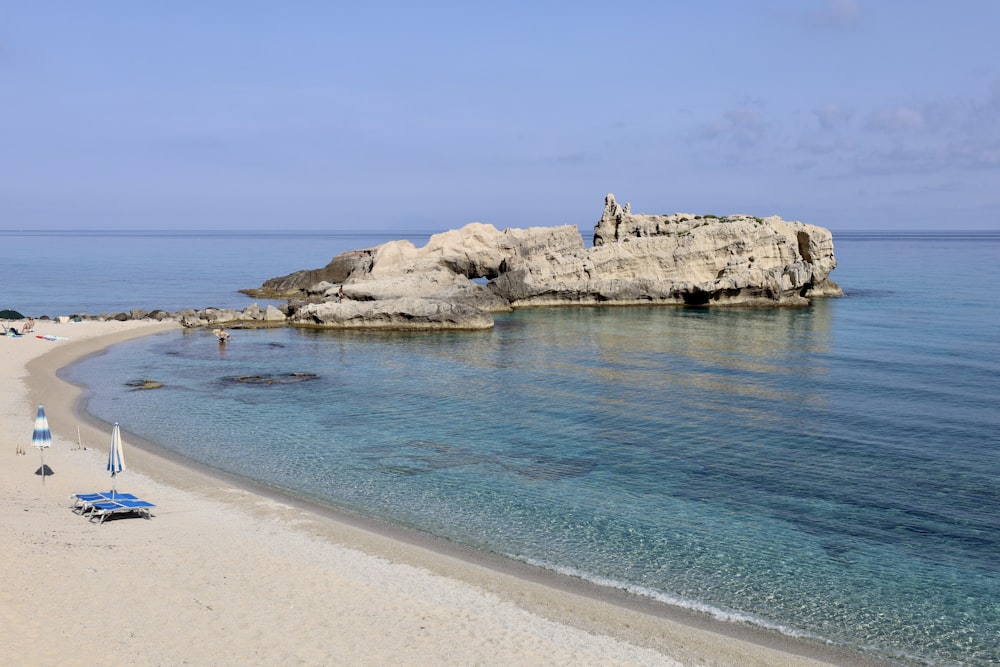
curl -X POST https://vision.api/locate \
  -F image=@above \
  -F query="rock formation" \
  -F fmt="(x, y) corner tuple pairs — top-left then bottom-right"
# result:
(54, 195), (841, 331)
(490, 196), (842, 306)
(295, 297), (493, 330)
(246, 223), (515, 313)
(245, 194), (841, 328)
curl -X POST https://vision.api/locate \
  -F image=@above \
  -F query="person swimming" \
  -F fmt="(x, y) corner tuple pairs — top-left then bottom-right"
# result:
(215, 328), (231, 344)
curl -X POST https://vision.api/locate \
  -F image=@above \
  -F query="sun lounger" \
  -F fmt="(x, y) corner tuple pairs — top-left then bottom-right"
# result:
(71, 491), (139, 514)
(88, 499), (156, 524)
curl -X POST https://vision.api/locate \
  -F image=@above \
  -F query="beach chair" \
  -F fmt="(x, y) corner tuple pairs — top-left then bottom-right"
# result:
(88, 499), (156, 524)
(71, 491), (139, 515)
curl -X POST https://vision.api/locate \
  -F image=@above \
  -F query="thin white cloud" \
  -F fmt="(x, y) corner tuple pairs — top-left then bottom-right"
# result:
(969, 78), (1000, 130)
(693, 108), (767, 150)
(848, 84), (1000, 173)
(814, 104), (853, 131)
(946, 141), (1000, 168)
(704, 78), (1000, 182)
(867, 107), (926, 132)
(810, 0), (863, 29)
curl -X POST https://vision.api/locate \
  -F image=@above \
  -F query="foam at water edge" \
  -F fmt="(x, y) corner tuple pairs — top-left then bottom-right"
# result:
(515, 554), (827, 641)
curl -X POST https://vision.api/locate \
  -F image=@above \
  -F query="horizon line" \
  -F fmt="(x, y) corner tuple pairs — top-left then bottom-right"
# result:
(1, 227), (999, 236)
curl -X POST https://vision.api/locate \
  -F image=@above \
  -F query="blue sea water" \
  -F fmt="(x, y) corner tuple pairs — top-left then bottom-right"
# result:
(0, 229), (429, 316)
(6, 229), (1000, 666)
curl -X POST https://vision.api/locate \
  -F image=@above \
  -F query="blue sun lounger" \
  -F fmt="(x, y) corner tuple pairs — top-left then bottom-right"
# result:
(72, 492), (134, 514)
(88, 499), (156, 524)
(71, 492), (138, 515)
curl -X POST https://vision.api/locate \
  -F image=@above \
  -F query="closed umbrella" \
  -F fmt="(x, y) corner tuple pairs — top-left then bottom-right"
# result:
(32, 405), (52, 483)
(107, 423), (126, 497)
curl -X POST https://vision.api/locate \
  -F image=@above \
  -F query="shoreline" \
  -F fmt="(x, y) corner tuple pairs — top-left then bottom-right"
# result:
(7, 320), (883, 665)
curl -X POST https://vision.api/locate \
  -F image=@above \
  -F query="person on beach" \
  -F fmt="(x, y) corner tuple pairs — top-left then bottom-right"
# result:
(337, 285), (344, 303)
(21, 317), (35, 334)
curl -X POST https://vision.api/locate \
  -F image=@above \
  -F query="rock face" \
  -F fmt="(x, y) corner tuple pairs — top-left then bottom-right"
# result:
(579, 194), (841, 305)
(294, 297), (493, 330)
(247, 223), (515, 313)
(250, 194), (842, 322)
(493, 195), (842, 306)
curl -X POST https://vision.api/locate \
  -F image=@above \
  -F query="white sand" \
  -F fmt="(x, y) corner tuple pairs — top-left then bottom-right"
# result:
(0, 320), (859, 666)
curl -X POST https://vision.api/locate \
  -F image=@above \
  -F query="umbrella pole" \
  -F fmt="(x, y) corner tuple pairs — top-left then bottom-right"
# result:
(39, 448), (45, 486)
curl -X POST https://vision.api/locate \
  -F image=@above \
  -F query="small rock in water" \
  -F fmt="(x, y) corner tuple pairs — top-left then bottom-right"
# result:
(224, 373), (319, 385)
(126, 378), (163, 390)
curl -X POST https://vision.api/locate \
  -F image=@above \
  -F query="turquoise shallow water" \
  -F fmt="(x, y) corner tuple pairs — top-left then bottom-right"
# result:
(8, 230), (999, 666)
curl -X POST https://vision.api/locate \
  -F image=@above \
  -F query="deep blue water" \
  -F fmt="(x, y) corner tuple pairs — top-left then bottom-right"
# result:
(7, 229), (999, 666)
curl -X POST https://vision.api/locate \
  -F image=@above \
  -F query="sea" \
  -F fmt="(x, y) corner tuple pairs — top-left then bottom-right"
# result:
(3, 228), (999, 666)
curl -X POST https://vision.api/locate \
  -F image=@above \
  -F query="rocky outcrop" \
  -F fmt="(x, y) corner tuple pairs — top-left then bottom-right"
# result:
(245, 251), (367, 296)
(252, 194), (842, 317)
(126, 378), (163, 390)
(501, 194), (843, 306)
(293, 297), (493, 330)
(32, 200), (846, 335)
(246, 223), (513, 312)
(47, 195), (842, 331)
(47, 304), (290, 328)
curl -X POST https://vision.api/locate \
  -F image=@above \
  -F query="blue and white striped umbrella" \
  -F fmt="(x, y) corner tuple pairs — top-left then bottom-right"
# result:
(32, 405), (51, 450)
(107, 422), (126, 495)
(32, 405), (52, 483)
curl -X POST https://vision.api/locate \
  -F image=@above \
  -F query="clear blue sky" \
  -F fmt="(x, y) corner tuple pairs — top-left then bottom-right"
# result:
(2, 1), (997, 231)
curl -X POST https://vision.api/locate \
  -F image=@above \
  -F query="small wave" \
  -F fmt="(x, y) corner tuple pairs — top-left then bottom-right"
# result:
(514, 555), (827, 642)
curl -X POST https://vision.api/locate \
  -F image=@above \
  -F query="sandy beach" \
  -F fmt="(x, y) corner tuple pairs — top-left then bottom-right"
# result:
(1, 320), (869, 666)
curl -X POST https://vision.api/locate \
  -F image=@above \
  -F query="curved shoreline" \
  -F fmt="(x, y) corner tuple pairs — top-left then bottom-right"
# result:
(16, 321), (886, 665)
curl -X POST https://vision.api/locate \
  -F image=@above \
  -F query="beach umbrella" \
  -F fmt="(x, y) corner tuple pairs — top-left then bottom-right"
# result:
(32, 405), (52, 484)
(107, 423), (126, 497)
(1, 309), (25, 333)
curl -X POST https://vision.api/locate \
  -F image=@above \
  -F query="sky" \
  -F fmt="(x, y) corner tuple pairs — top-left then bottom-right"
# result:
(2, 1), (998, 232)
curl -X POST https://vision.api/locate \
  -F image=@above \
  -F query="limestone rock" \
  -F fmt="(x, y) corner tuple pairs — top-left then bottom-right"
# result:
(243, 251), (368, 298)
(583, 194), (841, 305)
(263, 305), (286, 321)
(250, 194), (842, 317)
(292, 297), (493, 330)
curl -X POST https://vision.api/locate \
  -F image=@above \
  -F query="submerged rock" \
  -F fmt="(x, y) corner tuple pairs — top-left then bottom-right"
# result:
(223, 373), (320, 385)
(126, 378), (163, 390)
